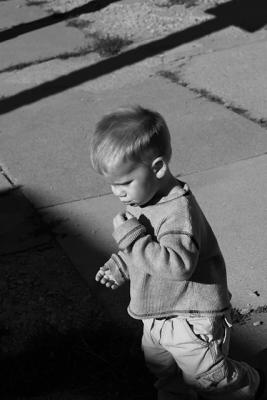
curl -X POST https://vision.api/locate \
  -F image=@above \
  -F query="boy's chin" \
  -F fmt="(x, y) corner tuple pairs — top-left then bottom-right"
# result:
(126, 196), (156, 207)
(126, 202), (138, 207)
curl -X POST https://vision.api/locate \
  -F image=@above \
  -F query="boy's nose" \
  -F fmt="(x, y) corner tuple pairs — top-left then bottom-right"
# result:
(111, 185), (126, 197)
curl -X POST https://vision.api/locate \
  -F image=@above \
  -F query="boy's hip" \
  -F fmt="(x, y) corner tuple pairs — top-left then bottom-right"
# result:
(142, 313), (232, 354)
(142, 314), (232, 384)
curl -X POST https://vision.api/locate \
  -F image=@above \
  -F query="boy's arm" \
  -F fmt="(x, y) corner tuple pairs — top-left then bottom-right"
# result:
(95, 212), (133, 290)
(113, 214), (199, 281)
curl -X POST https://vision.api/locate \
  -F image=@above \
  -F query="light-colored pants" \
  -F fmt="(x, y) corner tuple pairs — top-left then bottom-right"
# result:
(142, 314), (260, 400)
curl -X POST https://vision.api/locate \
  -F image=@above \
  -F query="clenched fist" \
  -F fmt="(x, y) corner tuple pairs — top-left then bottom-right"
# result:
(113, 211), (134, 230)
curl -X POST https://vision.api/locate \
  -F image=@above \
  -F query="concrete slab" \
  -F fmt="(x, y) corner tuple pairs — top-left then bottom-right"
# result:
(182, 39), (267, 121)
(1, 76), (267, 208)
(40, 153), (267, 357)
(0, 22), (85, 72)
(0, 187), (51, 255)
(1, 0), (266, 390)
(40, 193), (129, 326)
(0, 0), (85, 72)
(0, 171), (12, 192)
(184, 154), (267, 308)
(0, 0), (45, 29)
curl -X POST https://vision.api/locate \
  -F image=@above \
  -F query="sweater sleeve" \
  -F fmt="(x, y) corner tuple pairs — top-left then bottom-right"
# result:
(104, 252), (130, 285)
(112, 216), (199, 281)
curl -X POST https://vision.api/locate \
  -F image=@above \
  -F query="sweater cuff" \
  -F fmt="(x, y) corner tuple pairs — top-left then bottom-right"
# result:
(104, 253), (128, 284)
(113, 218), (146, 249)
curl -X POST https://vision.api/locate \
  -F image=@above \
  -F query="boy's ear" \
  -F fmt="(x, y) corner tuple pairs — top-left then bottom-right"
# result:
(151, 157), (167, 179)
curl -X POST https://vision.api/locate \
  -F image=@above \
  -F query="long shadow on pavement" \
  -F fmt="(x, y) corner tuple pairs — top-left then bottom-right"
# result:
(0, 186), (263, 397)
(0, 0), (267, 115)
(0, 187), (153, 399)
(0, 0), (121, 43)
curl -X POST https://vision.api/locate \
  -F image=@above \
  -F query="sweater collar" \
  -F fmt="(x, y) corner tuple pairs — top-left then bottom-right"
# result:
(134, 180), (190, 210)
(156, 181), (190, 204)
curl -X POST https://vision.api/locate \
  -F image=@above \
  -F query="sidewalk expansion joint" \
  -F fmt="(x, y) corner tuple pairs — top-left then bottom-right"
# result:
(37, 152), (267, 209)
(181, 152), (267, 179)
(157, 69), (267, 130)
(37, 191), (112, 210)
(0, 165), (16, 187)
(0, 242), (54, 257)
(0, 45), (95, 74)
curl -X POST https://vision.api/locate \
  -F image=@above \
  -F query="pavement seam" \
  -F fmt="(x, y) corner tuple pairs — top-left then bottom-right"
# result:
(0, 48), (93, 74)
(36, 152), (267, 209)
(0, 164), (16, 187)
(0, 242), (54, 257)
(157, 68), (267, 129)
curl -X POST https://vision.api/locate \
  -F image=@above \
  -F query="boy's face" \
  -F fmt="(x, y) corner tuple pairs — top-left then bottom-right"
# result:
(104, 160), (160, 207)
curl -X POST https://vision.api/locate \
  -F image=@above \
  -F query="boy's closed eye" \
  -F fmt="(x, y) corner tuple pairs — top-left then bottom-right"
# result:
(112, 180), (133, 187)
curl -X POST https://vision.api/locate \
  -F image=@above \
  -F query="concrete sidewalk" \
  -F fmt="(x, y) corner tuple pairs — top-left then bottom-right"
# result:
(40, 153), (267, 360)
(1, 0), (267, 385)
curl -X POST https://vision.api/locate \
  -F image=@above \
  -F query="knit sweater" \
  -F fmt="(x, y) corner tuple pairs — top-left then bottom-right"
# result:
(104, 181), (231, 319)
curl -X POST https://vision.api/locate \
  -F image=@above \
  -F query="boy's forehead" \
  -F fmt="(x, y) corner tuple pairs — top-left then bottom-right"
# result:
(104, 160), (148, 183)
(104, 160), (136, 181)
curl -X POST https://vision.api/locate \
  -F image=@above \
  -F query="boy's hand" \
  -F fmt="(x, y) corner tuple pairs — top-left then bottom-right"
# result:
(113, 212), (134, 230)
(95, 265), (119, 290)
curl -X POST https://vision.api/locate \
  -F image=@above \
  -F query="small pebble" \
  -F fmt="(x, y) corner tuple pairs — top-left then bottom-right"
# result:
(248, 290), (260, 297)
(253, 321), (263, 326)
(240, 307), (252, 315)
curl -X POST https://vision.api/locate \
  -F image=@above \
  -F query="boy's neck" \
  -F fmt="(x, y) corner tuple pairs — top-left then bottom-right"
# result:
(144, 170), (180, 207)
(158, 170), (180, 197)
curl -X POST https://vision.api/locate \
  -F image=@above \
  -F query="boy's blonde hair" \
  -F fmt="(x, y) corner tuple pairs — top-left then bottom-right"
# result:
(90, 105), (172, 174)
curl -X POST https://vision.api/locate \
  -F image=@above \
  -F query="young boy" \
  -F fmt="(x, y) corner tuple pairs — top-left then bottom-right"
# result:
(90, 105), (264, 399)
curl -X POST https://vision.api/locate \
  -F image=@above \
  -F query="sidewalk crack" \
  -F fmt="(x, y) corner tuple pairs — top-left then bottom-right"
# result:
(157, 69), (267, 130)
(0, 165), (16, 186)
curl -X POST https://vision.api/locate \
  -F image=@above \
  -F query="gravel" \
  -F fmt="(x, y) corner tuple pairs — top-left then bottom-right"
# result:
(31, 0), (229, 43)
